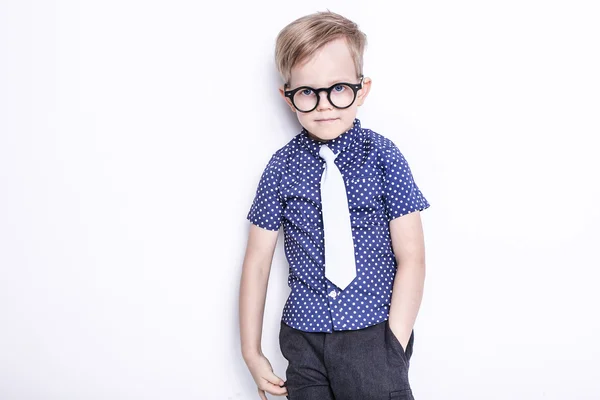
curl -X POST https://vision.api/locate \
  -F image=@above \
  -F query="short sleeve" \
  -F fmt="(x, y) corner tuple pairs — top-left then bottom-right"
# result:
(382, 141), (431, 221)
(246, 154), (284, 231)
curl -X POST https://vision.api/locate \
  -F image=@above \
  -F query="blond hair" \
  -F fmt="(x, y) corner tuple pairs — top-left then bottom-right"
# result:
(275, 11), (367, 85)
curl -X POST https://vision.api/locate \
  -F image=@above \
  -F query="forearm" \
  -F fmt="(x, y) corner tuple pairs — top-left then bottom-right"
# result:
(239, 259), (270, 362)
(388, 260), (425, 346)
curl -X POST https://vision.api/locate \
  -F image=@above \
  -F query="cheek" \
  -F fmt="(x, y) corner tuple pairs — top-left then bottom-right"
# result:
(296, 112), (311, 126)
(341, 104), (359, 118)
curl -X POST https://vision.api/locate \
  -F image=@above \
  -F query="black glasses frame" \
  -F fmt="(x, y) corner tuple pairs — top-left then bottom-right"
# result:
(284, 76), (364, 113)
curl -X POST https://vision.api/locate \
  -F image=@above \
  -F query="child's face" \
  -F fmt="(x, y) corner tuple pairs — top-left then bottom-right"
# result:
(280, 38), (372, 142)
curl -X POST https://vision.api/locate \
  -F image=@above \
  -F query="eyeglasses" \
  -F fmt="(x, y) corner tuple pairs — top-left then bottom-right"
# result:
(284, 76), (364, 113)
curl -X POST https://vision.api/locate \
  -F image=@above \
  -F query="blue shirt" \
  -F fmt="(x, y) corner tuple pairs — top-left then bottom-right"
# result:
(247, 119), (430, 332)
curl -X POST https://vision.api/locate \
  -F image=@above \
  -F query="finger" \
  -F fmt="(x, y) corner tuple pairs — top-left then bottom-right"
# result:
(260, 380), (288, 396)
(265, 371), (285, 387)
(257, 388), (267, 400)
(264, 385), (288, 396)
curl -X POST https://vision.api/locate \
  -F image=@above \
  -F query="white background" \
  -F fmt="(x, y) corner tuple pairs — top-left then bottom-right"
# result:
(1, 1), (599, 399)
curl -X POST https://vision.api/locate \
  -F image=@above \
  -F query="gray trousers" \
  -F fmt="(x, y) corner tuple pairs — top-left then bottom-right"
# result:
(279, 319), (415, 400)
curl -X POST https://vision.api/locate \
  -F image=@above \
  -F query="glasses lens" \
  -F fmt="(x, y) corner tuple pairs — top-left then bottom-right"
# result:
(293, 88), (318, 112)
(329, 84), (356, 108)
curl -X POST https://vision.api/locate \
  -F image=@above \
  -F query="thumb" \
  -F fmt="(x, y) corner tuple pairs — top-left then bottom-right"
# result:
(266, 371), (285, 386)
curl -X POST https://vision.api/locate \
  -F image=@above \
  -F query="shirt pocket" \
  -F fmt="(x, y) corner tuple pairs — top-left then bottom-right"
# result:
(345, 174), (381, 184)
(344, 172), (385, 214)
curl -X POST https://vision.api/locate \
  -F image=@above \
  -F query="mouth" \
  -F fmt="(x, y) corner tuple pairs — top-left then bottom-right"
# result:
(315, 118), (339, 123)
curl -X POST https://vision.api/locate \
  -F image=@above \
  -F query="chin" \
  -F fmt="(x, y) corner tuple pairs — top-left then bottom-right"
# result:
(311, 131), (338, 142)
(308, 125), (344, 141)
(301, 116), (355, 141)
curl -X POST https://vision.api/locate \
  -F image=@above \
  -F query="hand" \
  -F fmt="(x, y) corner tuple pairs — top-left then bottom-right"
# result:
(245, 353), (288, 399)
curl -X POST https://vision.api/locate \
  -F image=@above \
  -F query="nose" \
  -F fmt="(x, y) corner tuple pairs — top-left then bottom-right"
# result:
(316, 90), (333, 111)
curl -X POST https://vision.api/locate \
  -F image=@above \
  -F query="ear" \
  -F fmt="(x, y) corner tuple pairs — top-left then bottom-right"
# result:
(279, 85), (296, 113)
(356, 77), (372, 107)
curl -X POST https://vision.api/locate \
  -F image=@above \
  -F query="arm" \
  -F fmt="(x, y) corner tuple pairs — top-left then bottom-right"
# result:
(239, 223), (278, 359)
(388, 211), (427, 351)
(239, 223), (287, 398)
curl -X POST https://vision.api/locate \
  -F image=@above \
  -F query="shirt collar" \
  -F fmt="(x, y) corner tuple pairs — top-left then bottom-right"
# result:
(299, 118), (362, 159)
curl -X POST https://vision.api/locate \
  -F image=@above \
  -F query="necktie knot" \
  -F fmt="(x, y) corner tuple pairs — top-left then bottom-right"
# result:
(319, 145), (337, 163)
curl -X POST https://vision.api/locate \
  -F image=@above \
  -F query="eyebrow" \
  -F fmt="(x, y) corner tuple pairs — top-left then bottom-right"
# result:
(292, 77), (356, 88)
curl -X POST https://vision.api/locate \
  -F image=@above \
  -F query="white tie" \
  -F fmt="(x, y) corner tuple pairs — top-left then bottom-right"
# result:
(319, 145), (357, 290)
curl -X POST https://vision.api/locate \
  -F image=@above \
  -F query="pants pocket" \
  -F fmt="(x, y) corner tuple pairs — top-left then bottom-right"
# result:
(385, 320), (414, 362)
(390, 389), (415, 399)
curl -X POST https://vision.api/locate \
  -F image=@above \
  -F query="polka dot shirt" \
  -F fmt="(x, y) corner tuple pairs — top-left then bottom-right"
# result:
(247, 119), (430, 333)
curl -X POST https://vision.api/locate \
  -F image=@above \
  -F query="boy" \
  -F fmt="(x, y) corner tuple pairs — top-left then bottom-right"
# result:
(239, 11), (430, 400)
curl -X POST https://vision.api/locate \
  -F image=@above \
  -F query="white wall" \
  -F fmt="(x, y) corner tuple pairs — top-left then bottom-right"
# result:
(1, 1), (599, 399)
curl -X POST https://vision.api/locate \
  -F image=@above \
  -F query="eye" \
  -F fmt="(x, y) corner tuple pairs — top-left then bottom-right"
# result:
(300, 88), (313, 96)
(333, 85), (345, 92)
